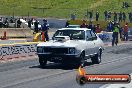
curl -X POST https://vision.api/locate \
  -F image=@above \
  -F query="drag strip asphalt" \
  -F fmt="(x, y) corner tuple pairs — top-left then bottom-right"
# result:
(0, 43), (132, 88)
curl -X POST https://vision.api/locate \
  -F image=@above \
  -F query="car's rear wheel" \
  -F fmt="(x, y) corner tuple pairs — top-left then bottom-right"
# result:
(91, 50), (102, 64)
(39, 57), (47, 68)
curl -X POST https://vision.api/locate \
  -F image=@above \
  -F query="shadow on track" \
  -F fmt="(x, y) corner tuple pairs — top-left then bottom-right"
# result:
(29, 61), (93, 70)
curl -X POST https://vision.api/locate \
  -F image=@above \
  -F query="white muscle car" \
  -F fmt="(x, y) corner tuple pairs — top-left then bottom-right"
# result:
(37, 28), (104, 67)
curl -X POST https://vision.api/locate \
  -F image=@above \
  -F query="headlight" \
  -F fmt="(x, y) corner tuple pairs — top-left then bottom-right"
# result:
(69, 48), (76, 54)
(37, 47), (43, 53)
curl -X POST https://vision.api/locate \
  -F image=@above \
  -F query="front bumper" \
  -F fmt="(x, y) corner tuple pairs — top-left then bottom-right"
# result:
(37, 53), (80, 63)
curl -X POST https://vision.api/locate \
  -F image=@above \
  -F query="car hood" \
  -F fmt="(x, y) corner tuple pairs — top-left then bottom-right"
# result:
(37, 40), (85, 48)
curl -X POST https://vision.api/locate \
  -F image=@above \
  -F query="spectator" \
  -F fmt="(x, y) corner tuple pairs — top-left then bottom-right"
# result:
(17, 18), (22, 28)
(104, 10), (108, 21)
(89, 10), (93, 21)
(128, 12), (132, 23)
(80, 20), (88, 28)
(41, 19), (49, 41)
(65, 20), (70, 27)
(34, 19), (39, 33)
(31, 18), (34, 25)
(93, 25), (96, 33)
(123, 23), (129, 41)
(24, 18), (27, 21)
(123, 2), (130, 9)
(112, 23), (120, 46)
(107, 21), (114, 32)
(71, 14), (76, 20)
(4, 18), (9, 28)
(123, 2), (125, 8)
(28, 19), (32, 28)
(119, 11), (122, 22)
(88, 21), (94, 31)
(96, 11), (99, 21)
(114, 12), (118, 22)
(119, 27), (123, 40)
(10, 17), (14, 23)
(108, 11), (111, 20)
(0, 17), (3, 28)
(96, 23), (102, 33)
(122, 12), (126, 22)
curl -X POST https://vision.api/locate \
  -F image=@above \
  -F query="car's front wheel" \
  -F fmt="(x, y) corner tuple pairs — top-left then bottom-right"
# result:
(91, 50), (102, 64)
(75, 52), (85, 67)
(39, 57), (47, 68)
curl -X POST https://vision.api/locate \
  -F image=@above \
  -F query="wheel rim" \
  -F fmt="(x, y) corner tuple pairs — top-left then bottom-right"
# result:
(98, 51), (101, 63)
(39, 58), (47, 66)
(80, 53), (85, 67)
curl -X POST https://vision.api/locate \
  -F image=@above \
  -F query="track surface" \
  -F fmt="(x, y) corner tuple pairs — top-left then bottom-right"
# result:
(0, 43), (132, 88)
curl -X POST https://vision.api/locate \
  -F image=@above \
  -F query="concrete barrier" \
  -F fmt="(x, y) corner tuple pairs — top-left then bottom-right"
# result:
(0, 42), (39, 61)
(97, 32), (113, 42)
(0, 28), (33, 38)
(97, 31), (121, 43)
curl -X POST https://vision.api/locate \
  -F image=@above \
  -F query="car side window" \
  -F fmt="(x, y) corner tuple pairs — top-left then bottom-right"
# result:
(86, 30), (93, 41)
(90, 31), (97, 40)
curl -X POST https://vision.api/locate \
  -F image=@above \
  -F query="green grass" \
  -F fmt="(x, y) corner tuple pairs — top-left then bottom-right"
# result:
(0, 0), (132, 20)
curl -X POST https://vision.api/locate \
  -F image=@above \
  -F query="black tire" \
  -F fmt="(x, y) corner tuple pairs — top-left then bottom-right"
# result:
(39, 57), (47, 68)
(75, 52), (85, 68)
(91, 50), (102, 64)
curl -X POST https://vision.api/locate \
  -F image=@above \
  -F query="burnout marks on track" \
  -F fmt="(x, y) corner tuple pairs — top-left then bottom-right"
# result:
(110, 48), (132, 54)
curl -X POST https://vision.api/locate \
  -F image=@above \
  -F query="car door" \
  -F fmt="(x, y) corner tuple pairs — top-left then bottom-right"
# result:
(90, 31), (99, 54)
(85, 30), (94, 56)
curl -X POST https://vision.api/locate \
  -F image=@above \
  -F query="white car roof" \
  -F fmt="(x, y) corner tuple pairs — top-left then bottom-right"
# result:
(68, 25), (80, 26)
(58, 28), (91, 31)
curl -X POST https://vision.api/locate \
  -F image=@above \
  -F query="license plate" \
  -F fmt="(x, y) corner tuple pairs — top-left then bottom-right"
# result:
(54, 57), (62, 60)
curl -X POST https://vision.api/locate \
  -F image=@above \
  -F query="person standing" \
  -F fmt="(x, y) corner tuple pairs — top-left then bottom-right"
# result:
(119, 27), (123, 40)
(107, 21), (114, 32)
(114, 12), (117, 22)
(122, 12), (126, 22)
(4, 18), (9, 28)
(123, 23), (129, 41)
(10, 17), (14, 23)
(88, 21), (94, 31)
(108, 11), (111, 21)
(80, 20), (88, 28)
(34, 19), (39, 33)
(96, 23), (102, 33)
(119, 12), (123, 22)
(112, 23), (120, 46)
(17, 18), (22, 28)
(41, 19), (49, 41)
(104, 10), (108, 21)
(96, 11), (99, 21)
(65, 20), (70, 27)
(28, 19), (32, 28)
(89, 10), (93, 21)
(130, 13), (132, 23)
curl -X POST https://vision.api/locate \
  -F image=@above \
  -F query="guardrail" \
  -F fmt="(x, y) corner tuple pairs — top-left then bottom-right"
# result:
(0, 28), (33, 38)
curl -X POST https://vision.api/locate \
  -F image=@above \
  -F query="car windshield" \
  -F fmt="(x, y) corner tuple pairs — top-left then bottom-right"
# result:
(53, 30), (85, 40)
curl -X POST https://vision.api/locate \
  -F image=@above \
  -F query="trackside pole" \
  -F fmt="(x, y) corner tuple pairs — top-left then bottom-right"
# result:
(3, 31), (7, 40)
